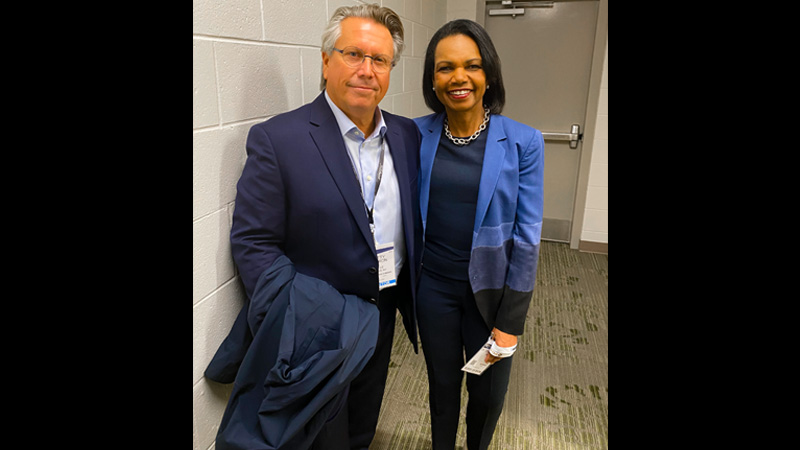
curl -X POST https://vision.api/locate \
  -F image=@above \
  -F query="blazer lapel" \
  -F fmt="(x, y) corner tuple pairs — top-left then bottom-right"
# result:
(419, 113), (445, 233)
(474, 115), (508, 234)
(307, 94), (375, 252)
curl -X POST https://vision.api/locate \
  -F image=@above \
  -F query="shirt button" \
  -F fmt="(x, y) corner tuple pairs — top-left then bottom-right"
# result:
(367, 175), (373, 181)
(369, 267), (378, 274)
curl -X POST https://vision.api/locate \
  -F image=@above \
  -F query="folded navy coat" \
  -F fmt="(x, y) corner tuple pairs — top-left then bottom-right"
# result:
(205, 256), (379, 450)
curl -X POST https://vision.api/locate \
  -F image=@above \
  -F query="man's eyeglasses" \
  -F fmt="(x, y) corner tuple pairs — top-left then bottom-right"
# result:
(332, 46), (395, 74)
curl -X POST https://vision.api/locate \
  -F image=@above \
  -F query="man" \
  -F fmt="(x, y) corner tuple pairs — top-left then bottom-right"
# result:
(227, 4), (420, 449)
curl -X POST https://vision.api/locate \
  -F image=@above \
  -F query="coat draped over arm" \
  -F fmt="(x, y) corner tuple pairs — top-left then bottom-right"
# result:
(205, 256), (379, 450)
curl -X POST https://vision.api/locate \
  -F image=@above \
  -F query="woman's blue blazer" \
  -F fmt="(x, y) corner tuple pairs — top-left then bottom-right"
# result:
(415, 112), (545, 335)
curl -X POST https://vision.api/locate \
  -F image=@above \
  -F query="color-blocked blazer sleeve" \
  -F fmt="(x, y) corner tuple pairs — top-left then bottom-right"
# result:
(230, 123), (287, 300)
(494, 128), (545, 335)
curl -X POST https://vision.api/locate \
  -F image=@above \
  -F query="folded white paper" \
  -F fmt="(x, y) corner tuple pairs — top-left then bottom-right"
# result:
(461, 336), (494, 376)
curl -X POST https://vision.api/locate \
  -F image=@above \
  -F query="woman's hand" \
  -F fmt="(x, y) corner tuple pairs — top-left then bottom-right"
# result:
(485, 328), (518, 364)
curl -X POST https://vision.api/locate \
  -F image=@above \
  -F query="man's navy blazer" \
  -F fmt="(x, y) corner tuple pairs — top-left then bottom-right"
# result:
(230, 92), (422, 350)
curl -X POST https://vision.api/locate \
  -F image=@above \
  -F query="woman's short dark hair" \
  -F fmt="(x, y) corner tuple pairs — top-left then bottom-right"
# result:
(422, 19), (506, 115)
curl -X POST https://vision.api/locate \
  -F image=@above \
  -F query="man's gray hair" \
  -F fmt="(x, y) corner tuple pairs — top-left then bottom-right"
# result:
(319, 3), (405, 90)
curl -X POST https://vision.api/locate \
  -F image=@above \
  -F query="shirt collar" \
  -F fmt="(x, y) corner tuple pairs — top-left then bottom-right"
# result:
(324, 90), (387, 140)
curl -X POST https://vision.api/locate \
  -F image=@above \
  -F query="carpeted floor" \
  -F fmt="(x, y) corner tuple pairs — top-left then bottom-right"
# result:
(371, 241), (609, 449)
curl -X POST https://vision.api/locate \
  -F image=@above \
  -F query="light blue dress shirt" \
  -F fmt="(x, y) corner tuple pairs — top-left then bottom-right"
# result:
(324, 91), (405, 280)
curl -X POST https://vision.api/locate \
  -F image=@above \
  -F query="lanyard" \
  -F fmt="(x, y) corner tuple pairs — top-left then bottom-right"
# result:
(347, 136), (386, 236)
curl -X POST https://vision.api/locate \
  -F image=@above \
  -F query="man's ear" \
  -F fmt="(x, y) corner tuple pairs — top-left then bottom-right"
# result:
(321, 51), (330, 83)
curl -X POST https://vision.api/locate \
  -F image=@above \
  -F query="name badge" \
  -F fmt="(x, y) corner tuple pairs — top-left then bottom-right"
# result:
(376, 242), (397, 290)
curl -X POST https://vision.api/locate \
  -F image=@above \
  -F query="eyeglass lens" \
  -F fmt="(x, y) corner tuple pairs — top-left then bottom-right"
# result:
(338, 47), (393, 73)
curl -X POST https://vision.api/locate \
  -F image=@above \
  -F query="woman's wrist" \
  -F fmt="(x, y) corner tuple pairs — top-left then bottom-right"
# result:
(489, 339), (517, 358)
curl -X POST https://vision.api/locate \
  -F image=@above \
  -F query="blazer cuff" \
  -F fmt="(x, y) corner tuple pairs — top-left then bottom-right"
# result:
(493, 286), (532, 336)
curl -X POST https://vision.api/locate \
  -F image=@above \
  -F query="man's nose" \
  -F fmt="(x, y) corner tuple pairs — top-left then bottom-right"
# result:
(356, 59), (376, 77)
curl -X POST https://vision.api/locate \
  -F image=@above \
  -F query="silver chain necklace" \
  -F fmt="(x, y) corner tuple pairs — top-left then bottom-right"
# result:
(444, 108), (490, 146)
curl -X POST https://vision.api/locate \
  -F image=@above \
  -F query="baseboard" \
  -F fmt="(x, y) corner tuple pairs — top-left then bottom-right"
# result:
(579, 240), (608, 254)
(541, 218), (571, 242)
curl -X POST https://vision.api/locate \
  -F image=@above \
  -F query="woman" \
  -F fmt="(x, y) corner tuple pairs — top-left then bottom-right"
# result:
(415, 19), (544, 450)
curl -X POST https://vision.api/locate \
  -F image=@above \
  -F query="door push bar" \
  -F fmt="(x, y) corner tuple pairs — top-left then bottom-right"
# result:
(542, 124), (582, 149)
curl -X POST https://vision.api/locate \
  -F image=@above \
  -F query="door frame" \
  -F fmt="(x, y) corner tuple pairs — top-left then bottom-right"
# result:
(477, 0), (608, 250)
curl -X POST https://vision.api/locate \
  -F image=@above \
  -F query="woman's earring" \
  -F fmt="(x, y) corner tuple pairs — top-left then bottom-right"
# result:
(487, 85), (490, 90)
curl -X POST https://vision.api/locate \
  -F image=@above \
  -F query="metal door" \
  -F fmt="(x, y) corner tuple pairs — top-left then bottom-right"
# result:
(485, 0), (599, 242)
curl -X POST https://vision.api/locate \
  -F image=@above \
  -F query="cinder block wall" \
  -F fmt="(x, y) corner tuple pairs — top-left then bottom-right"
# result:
(192, 1), (447, 449)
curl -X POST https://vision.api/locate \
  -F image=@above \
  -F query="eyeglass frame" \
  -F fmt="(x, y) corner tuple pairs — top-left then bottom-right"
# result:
(331, 46), (397, 73)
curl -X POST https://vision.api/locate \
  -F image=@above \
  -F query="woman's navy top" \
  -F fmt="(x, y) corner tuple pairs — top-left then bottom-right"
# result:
(423, 128), (488, 281)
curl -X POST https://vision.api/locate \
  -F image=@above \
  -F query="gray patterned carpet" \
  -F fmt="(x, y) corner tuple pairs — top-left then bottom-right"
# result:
(370, 241), (609, 449)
